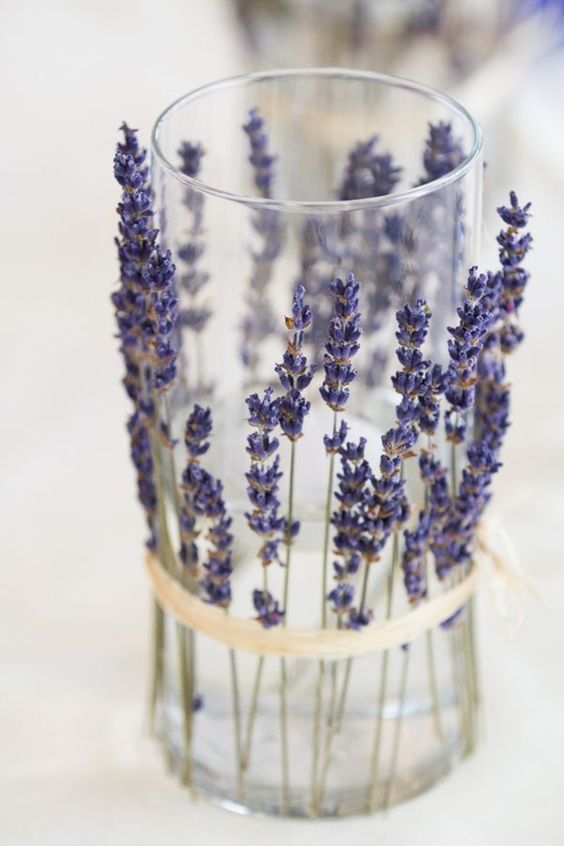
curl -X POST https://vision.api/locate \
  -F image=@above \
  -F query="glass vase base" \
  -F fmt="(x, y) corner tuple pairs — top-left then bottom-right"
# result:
(161, 694), (475, 819)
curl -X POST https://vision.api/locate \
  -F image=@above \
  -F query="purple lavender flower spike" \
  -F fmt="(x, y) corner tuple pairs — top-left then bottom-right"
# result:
(339, 136), (402, 200)
(401, 512), (432, 606)
(495, 192), (532, 354)
(253, 589), (284, 628)
(444, 266), (493, 444)
(200, 479), (234, 609)
(433, 442), (501, 581)
(348, 608), (374, 630)
(497, 191), (532, 229)
(127, 411), (158, 549)
(179, 405), (214, 575)
(328, 582), (355, 616)
(142, 246), (179, 392)
(240, 108), (285, 372)
(324, 419), (349, 454)
(420, 121), (465, 184)
(328, 436), (373, 630)
(176, 140), (211, 348)
(245, 387), (286, 626)
(320, 273), (362, 413)
(369, 298), (433, 605)
(112, 124), (162, 548)
(243, 108), (277, 198)
(184, 404), (212, 457)
(276, 284), (316, 441)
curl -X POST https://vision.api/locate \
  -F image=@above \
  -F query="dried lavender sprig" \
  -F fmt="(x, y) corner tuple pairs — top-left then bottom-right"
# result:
(338, 136), (404, 387)
(419, 121), (465, 184)
(179, 405), (243, 791)
(178, 405), (212, 578)
(240, 109), (285, 375)
(319, 301), (432, 808)
(318, 272), (362, 626)
(245, 387), (286, 627)
(495, 191), (532, 354)
(142, 246), (179, 393)
(243, 107), (277, 198)
(327, 438), (371, 626)
(113, 124), (193, 773)
(339, 136), (402, 201)
(275, 284), (315, 809)
(175, 141), (211, 394)
(127, 409), (158, 550)
(444, 267), (494, 447)
(319, 273), (362, 412)
(276, 284), (316, 445)
(438, 193), (533, 582)
(312, 274), (362, 813)
(112, 123), (157, 408)
(362, 299), (432, 610)
(365, 299), (434, 813)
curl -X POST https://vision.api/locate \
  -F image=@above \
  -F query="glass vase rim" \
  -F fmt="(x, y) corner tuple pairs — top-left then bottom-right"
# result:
(151, 67), (482, 214)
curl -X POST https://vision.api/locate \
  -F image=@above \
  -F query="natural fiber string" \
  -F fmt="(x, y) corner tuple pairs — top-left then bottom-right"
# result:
(146, 552), (479, 661)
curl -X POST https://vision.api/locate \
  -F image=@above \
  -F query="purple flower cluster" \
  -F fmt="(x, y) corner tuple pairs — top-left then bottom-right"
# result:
(339, 136), (402, 200)
(444, 267), (494, 444)
(200, 480), (234, 608)
(142, 247), (179, 392)
(112, 123), (173, 549)
(127, 410), (158, 550)
(252, 589), (284, 629)
(240, 108), (285, 372)
(328, 437), (372, 627)
(495, 191), (532, 354)
(476, 193), (532, 461)
(427, 196), (531, 586)
(245, 387), (286, 627)
(276, 285), (316, 441)
(320, 274), (362, 413)
(112, 124), (157, 404)
(177, 141), (211, 336)
(178, 405), (233, 605)
(402, 511), (431, 604)
(387, 299), (444, 602)
(243, 107), (277, 198)
(179, 405), (212, 575)
(433, 443), (501, 581)
(420, 121), (465, 183)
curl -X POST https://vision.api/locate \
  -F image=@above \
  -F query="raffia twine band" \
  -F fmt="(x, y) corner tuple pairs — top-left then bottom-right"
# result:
(146, 552), (479, 661)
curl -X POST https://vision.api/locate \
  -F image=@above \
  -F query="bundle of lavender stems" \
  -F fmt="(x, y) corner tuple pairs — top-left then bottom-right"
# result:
(112, 111), (532, 812)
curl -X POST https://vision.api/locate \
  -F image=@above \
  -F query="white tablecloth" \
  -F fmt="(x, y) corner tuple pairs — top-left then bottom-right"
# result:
(1, 2), (563, 843)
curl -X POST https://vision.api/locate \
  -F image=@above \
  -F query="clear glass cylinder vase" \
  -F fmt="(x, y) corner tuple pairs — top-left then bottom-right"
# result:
(149, 69), (482, 818)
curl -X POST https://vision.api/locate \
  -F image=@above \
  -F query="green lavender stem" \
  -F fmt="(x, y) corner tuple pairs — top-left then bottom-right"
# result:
(148, 598), (165, 734)
(241, 656), (264, 772)
(279, 439), (296, 812)
(366, 532), (399, 813)
(383, 647), (411, 811)
(311, 411), (337, 813)
(310, 660), (326, 816)
(229, 646), (245, 802)
(279, 658), (290, 813)
(449, 434), (476, 753)
(425, 627), (444, 742)
(317, 561), (372, 807)
(160, 396), (196, 789)
(177, 623), (194, 787)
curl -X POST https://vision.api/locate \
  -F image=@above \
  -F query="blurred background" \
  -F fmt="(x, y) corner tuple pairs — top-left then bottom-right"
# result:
(1, 1), (563, 843)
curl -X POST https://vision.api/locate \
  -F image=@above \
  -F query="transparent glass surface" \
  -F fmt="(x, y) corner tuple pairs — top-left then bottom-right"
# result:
(150, 69), (482, 817)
